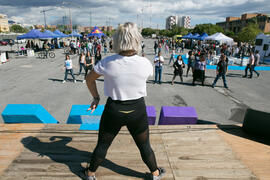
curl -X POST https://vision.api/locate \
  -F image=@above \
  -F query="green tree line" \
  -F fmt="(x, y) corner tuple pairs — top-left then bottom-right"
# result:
(142, 23), (263, 45)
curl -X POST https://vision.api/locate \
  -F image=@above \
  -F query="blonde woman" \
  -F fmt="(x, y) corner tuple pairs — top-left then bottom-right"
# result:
(85, 22), (165, 180)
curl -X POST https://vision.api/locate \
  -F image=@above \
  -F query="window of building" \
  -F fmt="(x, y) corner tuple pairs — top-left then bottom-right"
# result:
(255, 39), (263, 46)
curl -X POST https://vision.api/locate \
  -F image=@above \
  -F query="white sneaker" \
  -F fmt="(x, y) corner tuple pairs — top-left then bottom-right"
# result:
(74, 80), (77, 83)
(153, 167), (166, 180)
(62, 80), (66, 83)
(83, 80), (86, 83)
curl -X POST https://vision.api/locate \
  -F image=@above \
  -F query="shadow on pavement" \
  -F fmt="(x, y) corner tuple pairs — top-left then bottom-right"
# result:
(48, 78), (83, 83)
(226, 73), (243, 78)
(217, 125), (270, 146)
(21, 136), (148, 180)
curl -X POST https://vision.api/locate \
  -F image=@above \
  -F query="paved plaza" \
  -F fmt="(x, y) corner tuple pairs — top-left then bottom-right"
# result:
(1, 38), (270, 124)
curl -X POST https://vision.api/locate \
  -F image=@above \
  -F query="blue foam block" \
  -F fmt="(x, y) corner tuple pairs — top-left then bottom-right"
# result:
(67, 105), (105, 124)
(79, 123), (100, 131)
(1, 104), (58, 124)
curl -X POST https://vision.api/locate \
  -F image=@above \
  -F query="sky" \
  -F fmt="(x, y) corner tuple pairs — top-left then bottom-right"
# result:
(1, 0), (270, 29)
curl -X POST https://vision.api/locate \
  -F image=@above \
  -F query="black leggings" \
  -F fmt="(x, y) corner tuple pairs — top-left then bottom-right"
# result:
(89, 97), (158, 173)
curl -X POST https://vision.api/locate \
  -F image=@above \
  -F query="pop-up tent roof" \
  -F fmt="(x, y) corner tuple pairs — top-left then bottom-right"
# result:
(192, 33), (200, 38)
(204, 32), (234, 45)
(53, 30), (69, 38)
(42, 30), (60, 38)
(68, 31), (82, 37)
(88, 26), (106, 38)
(17, 29), (51, 40)
(182, 33), (193, 39)
(194, 33), (209, 40)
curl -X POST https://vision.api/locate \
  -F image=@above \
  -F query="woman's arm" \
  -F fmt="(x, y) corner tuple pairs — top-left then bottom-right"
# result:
(86, 70), (101, 113)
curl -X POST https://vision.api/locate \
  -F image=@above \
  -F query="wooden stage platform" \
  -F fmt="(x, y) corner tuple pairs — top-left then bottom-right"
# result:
(0, 124), (270, 180)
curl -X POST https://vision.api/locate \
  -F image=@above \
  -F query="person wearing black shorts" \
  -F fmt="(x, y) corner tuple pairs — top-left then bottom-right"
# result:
(85, 22), (165, 180)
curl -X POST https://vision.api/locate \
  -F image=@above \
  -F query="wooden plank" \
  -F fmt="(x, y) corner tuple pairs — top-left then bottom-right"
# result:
(0, 124), (261, 180)
(218, 125), (270, 180)
(0, 124), (44, 175)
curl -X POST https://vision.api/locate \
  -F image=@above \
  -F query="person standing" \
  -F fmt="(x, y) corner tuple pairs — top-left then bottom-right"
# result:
(103, 42), (108, 55)
(164, 43), (169, 54)
(253, 50), (260, 78)
(171, 55), (185, 85)
(154, 41), (158, 55)
(193, 53), (206, 86)
(85, 22), (165, 180)
(158, 42), (162, 53)
(95, 50), (102, 65)
(186, 51), (195, 77)
(83, 52), (94, 83)
(88, 40), (93, 55)
(63, 54), (76, 83)
(109, 40), (113, 53)
(141, 41), (145, 53)
(154, 51), (164, 84)
(243, 51), (255, 78)
(211, 54), (228, 88)
(168, 48), (175, 65)
(78, 52), (86, 76)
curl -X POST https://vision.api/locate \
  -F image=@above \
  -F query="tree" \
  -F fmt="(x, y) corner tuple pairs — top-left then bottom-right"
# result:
(225, 31), (234, 37)
(10, 24), (28, 33)
(170, 25), (189, 36)
(141, 28), (156, 36)
(237, 23), (262, 44)
(192, 23), (224, 35)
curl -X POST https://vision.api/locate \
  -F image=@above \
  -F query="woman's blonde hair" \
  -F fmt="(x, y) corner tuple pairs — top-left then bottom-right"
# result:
(112, 22), (142, 53)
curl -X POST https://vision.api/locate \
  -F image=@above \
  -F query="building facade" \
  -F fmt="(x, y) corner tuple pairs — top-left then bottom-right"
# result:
(166, 15), (191, 30)
(166, 16), (178, 30)
(0, 14), (10, 32)
(216, 13), (270, 34)
(180, 16), (191, 29)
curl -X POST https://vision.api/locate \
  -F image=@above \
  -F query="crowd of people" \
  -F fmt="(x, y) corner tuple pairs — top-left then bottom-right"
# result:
(62, 36), (111, 83)
(152, 38), (262, 89)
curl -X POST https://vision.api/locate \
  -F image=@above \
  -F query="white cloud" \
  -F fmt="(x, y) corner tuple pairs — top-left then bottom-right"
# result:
(1, 0), (270, 28)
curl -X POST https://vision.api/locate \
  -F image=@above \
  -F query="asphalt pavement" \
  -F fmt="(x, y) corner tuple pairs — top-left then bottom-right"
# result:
(1, 38), (270, 124)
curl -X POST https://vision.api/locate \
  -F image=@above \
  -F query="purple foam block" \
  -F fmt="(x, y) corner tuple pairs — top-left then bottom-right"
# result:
(146, 106), (156, 125)
(159, 106), (198, 125)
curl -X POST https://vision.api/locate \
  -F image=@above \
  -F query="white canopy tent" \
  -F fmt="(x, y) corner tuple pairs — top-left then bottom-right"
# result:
(204, 32), (234, 45)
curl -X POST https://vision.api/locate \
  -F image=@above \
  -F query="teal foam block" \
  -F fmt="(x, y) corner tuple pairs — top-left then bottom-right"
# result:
(1, 104), (58, 124)
(180, 55), (270, 71)
(67, 105), (105, 124)
(79, 123), (100, 131)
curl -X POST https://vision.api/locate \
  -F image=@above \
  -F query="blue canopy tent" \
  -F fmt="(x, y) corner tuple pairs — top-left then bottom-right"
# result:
(197, 33), (208, 41)
(192, 33), (200, 39)
(17, 29), (51, 40)
(68, 31), (82, 37)
(42, 30), (60, 38)
(53, 30), (69, 38)
(88, 26), (106, 38)
(182, 33), (193, 39)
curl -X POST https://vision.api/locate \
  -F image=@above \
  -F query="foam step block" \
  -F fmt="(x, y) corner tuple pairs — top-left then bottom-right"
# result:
(146, 106), (156, 125)
(1, 104), (58, 124)
(159, 106), (198, 125)
(243, 108), (270, 139)
(67, 105), (105, 124)
(79, 124), (100, 131)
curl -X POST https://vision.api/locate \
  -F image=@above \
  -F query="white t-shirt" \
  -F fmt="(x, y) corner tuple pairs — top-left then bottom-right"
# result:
(88, 42), (92, 49)
(65, 59), (73, 69)
(94, 54), (153, 101)
(80, 55), (86, 64)
(154, 56), (164, 67)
